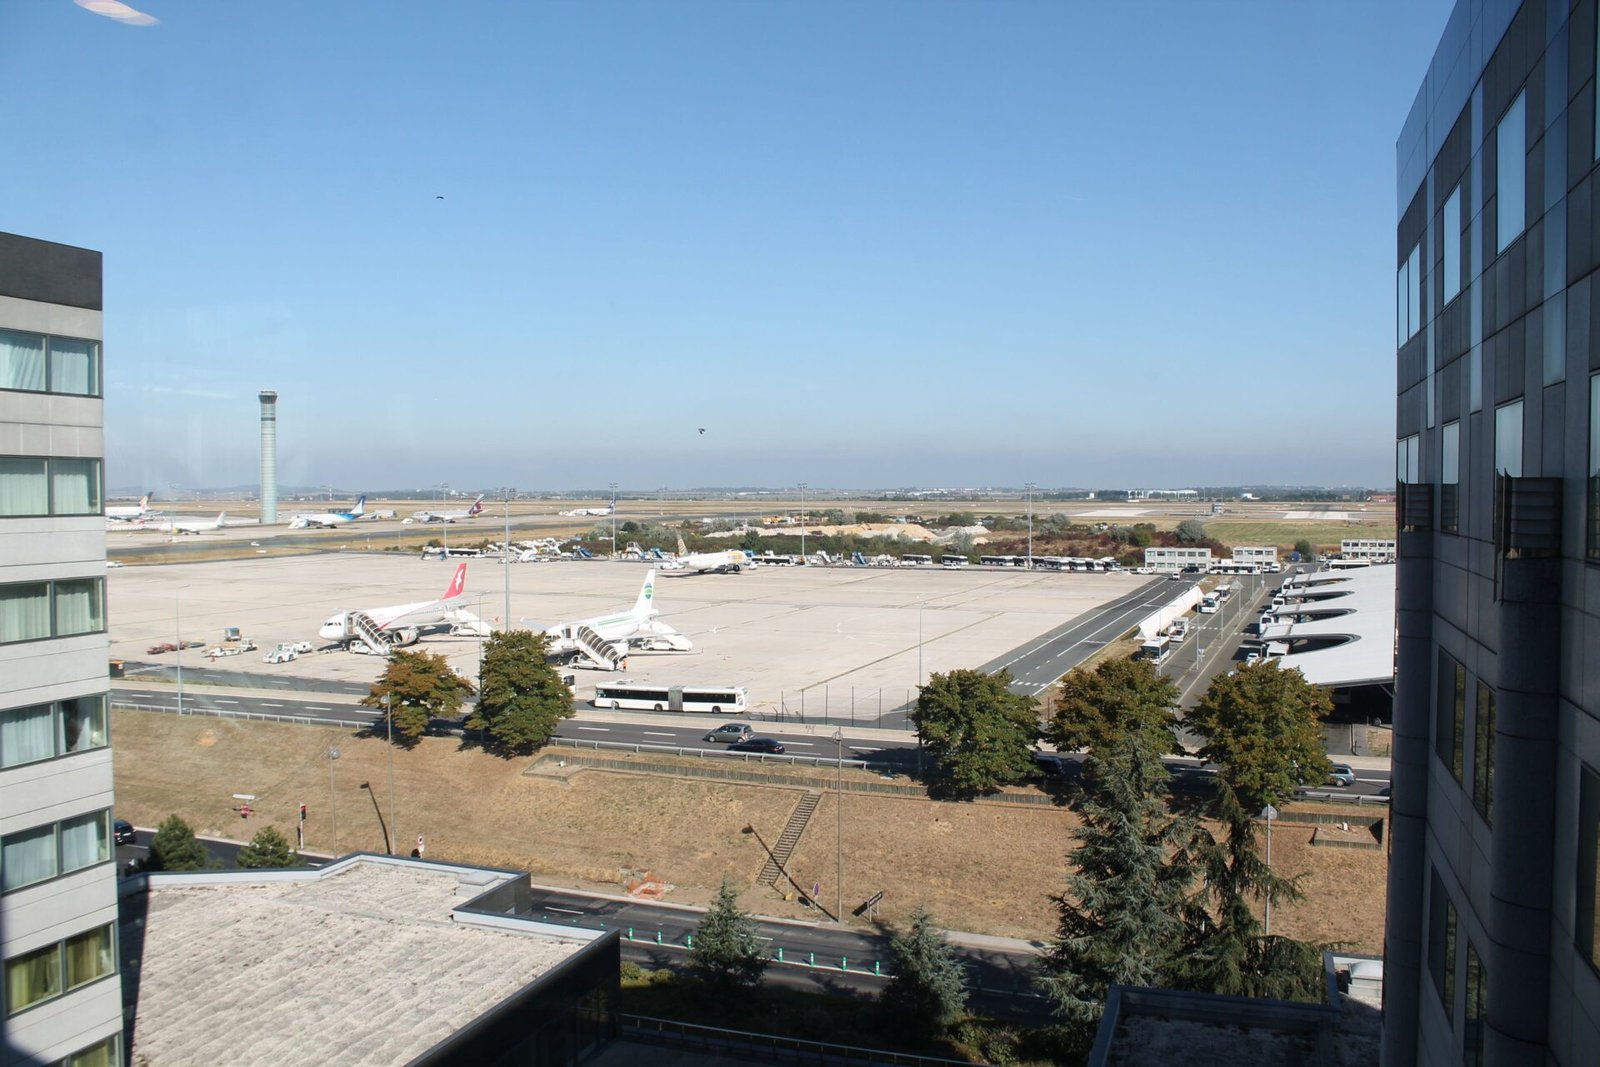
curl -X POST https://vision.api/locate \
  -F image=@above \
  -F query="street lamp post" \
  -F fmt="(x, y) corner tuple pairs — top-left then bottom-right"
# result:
(175, 590), (184, 715)
(917, 602), (925, 688)
(327, 746), (340, 851)
(799, 483), (808, 562)
(503, 488), (514, 630)
(385, 693), (397, 856)
(835, 728), (843, 923)
(1025, 482), (1036, 569)
(1261, 804), (1278, 934)
(609, 482), (618, 559)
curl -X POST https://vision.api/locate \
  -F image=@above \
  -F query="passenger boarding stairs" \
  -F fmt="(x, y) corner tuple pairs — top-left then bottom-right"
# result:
(348, 612), (390, 656)
(757, 791), (823, 888)
(573, 625), (626, 671)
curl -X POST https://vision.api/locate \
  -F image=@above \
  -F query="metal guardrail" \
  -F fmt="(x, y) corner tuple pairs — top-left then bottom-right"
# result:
(109, 700), (358, 730)
(617, 1014), (978, 1066)
(547, 735), (876, 771)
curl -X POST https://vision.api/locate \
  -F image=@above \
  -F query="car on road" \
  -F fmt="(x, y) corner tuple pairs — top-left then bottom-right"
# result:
(114, 819), (136, 845)
(703, 722), (754, 744)
(1032, 752), (1067, 778)
(730, 737), (785, 754)
(1326, 763), (1357, 787)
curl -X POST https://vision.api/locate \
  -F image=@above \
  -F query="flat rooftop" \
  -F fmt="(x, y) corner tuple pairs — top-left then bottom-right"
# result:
(106, 555), (1143, 711)
(1261, 566), (1396, 688)
(122, 858), (588, 1065)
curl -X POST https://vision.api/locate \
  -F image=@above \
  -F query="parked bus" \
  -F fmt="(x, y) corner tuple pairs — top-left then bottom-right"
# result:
(940, 554), (970, 568)
(591, 681), (748, 714)
(902, 553), (934, 566)
(979, 555), (1016, 567)
(1199, 592), (1220, 614)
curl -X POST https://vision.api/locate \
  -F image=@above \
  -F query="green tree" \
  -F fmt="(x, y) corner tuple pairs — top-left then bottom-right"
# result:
(236, 825), (299, 869)
(1293, 538), (1316, 562)
(1040, 730), (1200, 1045)
(1175, 519), (1208, 544)
(468, 630), (575, 754)
(1176, 780), (1324, 1001)
(880, 906), (970, 1039)
(911, 669), (1039, 797)
(1186, 660), (1332, 810)
(1045, 658), (1181, 758)
(147, 814), (207, 872)
(360, 648), (476, 747)
(688, 879), (769, 989)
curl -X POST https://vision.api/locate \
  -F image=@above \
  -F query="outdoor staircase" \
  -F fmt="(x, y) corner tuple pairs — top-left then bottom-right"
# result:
(757, 791), (823, 888)
(349, 611), (390, 656)
(574, 624), (625, 670)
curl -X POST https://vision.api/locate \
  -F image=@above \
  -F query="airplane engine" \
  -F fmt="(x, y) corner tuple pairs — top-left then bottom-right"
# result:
(389, 628), (420, 647)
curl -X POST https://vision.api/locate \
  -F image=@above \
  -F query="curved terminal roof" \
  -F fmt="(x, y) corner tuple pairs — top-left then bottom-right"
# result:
(1259, 566), (1395, 688)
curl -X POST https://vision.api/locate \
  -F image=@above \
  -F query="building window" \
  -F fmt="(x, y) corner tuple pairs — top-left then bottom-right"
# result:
(1436, 650), (1466, 783)
(1398, 243), (1423, 345)
(0, 328), (100, 398)
(1, 810), (112, 893)
(1473, 682), (1495, 826)
(0, 579), (105, 644)
(1429, 868), (1458, 1019)
(1495, 399), (1524, 477)
(1442, 421), (1460, 532)
(2, 923), (115, 1017)
(0, 456), (103, 517)
(1498, 91), (1526, 252)
(1590, 376), (1600, 559)
(1579, 765), (1600, 973)
(1398, 434), (1420, 484)
(51, 1034), (120, 1067)
(0, 695), (109, 768)
(1465, 940), (1487, 1067)
(1444, 184), (1462, 303)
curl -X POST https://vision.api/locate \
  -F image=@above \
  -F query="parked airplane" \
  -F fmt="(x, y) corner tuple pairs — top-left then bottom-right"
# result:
(105, 494), (153, 522)
(540, 569), (692, 668)
(559, 504), (614, 517)
(288, 495), (366, 529)
(319, 562), (469, 648)
(412, 495), (485, 524)
(661, 534), (749, 575)
(161, 512), (226, 535)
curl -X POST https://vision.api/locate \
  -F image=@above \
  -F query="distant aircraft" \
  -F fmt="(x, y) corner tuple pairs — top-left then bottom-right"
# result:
(319, 562), (468, 648)
(539, 570), (691, 668)
(161, 512), (226, 535)
(412, 494), (485, 524)
(559, 504), (615, 517)
(661, 533), (749, 575)
(288, 495), (366, 529)
(106, 493), (153, 522)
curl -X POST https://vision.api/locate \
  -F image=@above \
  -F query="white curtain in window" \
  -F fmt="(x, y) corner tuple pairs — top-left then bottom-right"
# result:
(0, 583), (50, 643)
(64, 925), (112, 988)
(62, 696), (106, 752)
(0, 458), (48, 516)
(52, 579), (103, 636)
(66, 1035), (118, 1067)
(1, 704), (57, 766)
(2, 824), (58, 891)
(0, 329), (46, 391)
(4, 944), (61, 1014)
(48, 338), (97, 396)
(51, 458), (99, 514)
(59, 812), (108, 873)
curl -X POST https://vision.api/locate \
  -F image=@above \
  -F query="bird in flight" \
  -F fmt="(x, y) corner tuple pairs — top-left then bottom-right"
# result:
(435, 195), (445, 200)
(697, 428), (706, 435)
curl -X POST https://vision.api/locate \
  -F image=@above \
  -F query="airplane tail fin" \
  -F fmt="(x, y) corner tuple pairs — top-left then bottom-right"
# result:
(676, 533), (688, 557)
(215, 513), (226, 526)
(634, 571), (656, 617)
(468, 496), (484, 516)
(138, 494), (151, 512)
(351, 495), (366, 516)
(442, 562), (468, 601)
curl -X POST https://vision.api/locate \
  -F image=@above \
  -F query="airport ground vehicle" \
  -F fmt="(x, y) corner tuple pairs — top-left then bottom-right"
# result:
(703, 723), (754, 743)
(263, 643), (300, 664)
(593, 682), (747, 714)
(206, 639), (257, 658)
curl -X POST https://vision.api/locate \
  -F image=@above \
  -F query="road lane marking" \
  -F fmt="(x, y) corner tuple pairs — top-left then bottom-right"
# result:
(641, 731), (676, 737)
(215, 699), (239, 704)
(261, 703), (284, 708)
(577, 726), (610, 732)
(304, 706), (331, 711)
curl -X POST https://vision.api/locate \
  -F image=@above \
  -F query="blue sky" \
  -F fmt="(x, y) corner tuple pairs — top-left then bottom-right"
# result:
(2, 1), (1452, 493)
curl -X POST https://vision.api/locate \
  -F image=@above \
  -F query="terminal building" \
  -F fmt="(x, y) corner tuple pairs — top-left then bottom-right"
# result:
(1339, 539), (1397, 563)
(0, 234), (123, 1064)
(1391, 1), (1600, 1062)
(1142, 547), (1212, 573)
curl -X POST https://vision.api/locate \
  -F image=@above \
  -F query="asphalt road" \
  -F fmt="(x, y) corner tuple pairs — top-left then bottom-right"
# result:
(978, 576), (1181, 695)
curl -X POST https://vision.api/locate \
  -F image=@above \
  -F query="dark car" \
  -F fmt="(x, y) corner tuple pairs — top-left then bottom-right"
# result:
(113, 819), (136, 845)
(730, 737), (785, 754)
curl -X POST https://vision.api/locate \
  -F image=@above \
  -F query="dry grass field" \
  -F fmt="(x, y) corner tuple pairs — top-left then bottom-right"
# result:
(111, 710), (1386, 952)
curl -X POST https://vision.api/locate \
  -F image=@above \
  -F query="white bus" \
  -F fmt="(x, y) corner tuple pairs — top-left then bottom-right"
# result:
(902, 553), (934, 566)
(940, 554), (970, 568)
(591, 681), (748, 715)
(1199, 592), (1220, 613)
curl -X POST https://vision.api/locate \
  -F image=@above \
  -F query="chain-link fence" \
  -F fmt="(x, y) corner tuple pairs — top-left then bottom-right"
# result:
(748, 687), (919, 730)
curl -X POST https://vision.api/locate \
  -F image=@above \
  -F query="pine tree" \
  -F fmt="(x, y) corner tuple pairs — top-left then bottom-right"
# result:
(1040, 729), (1200, 1040)
(880, 906), (969, 1039)
(147, 814), (207, 871)
(688, 879), (769, 989)
(467, 630), (575, 754)
(236, 825), (299, 869)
